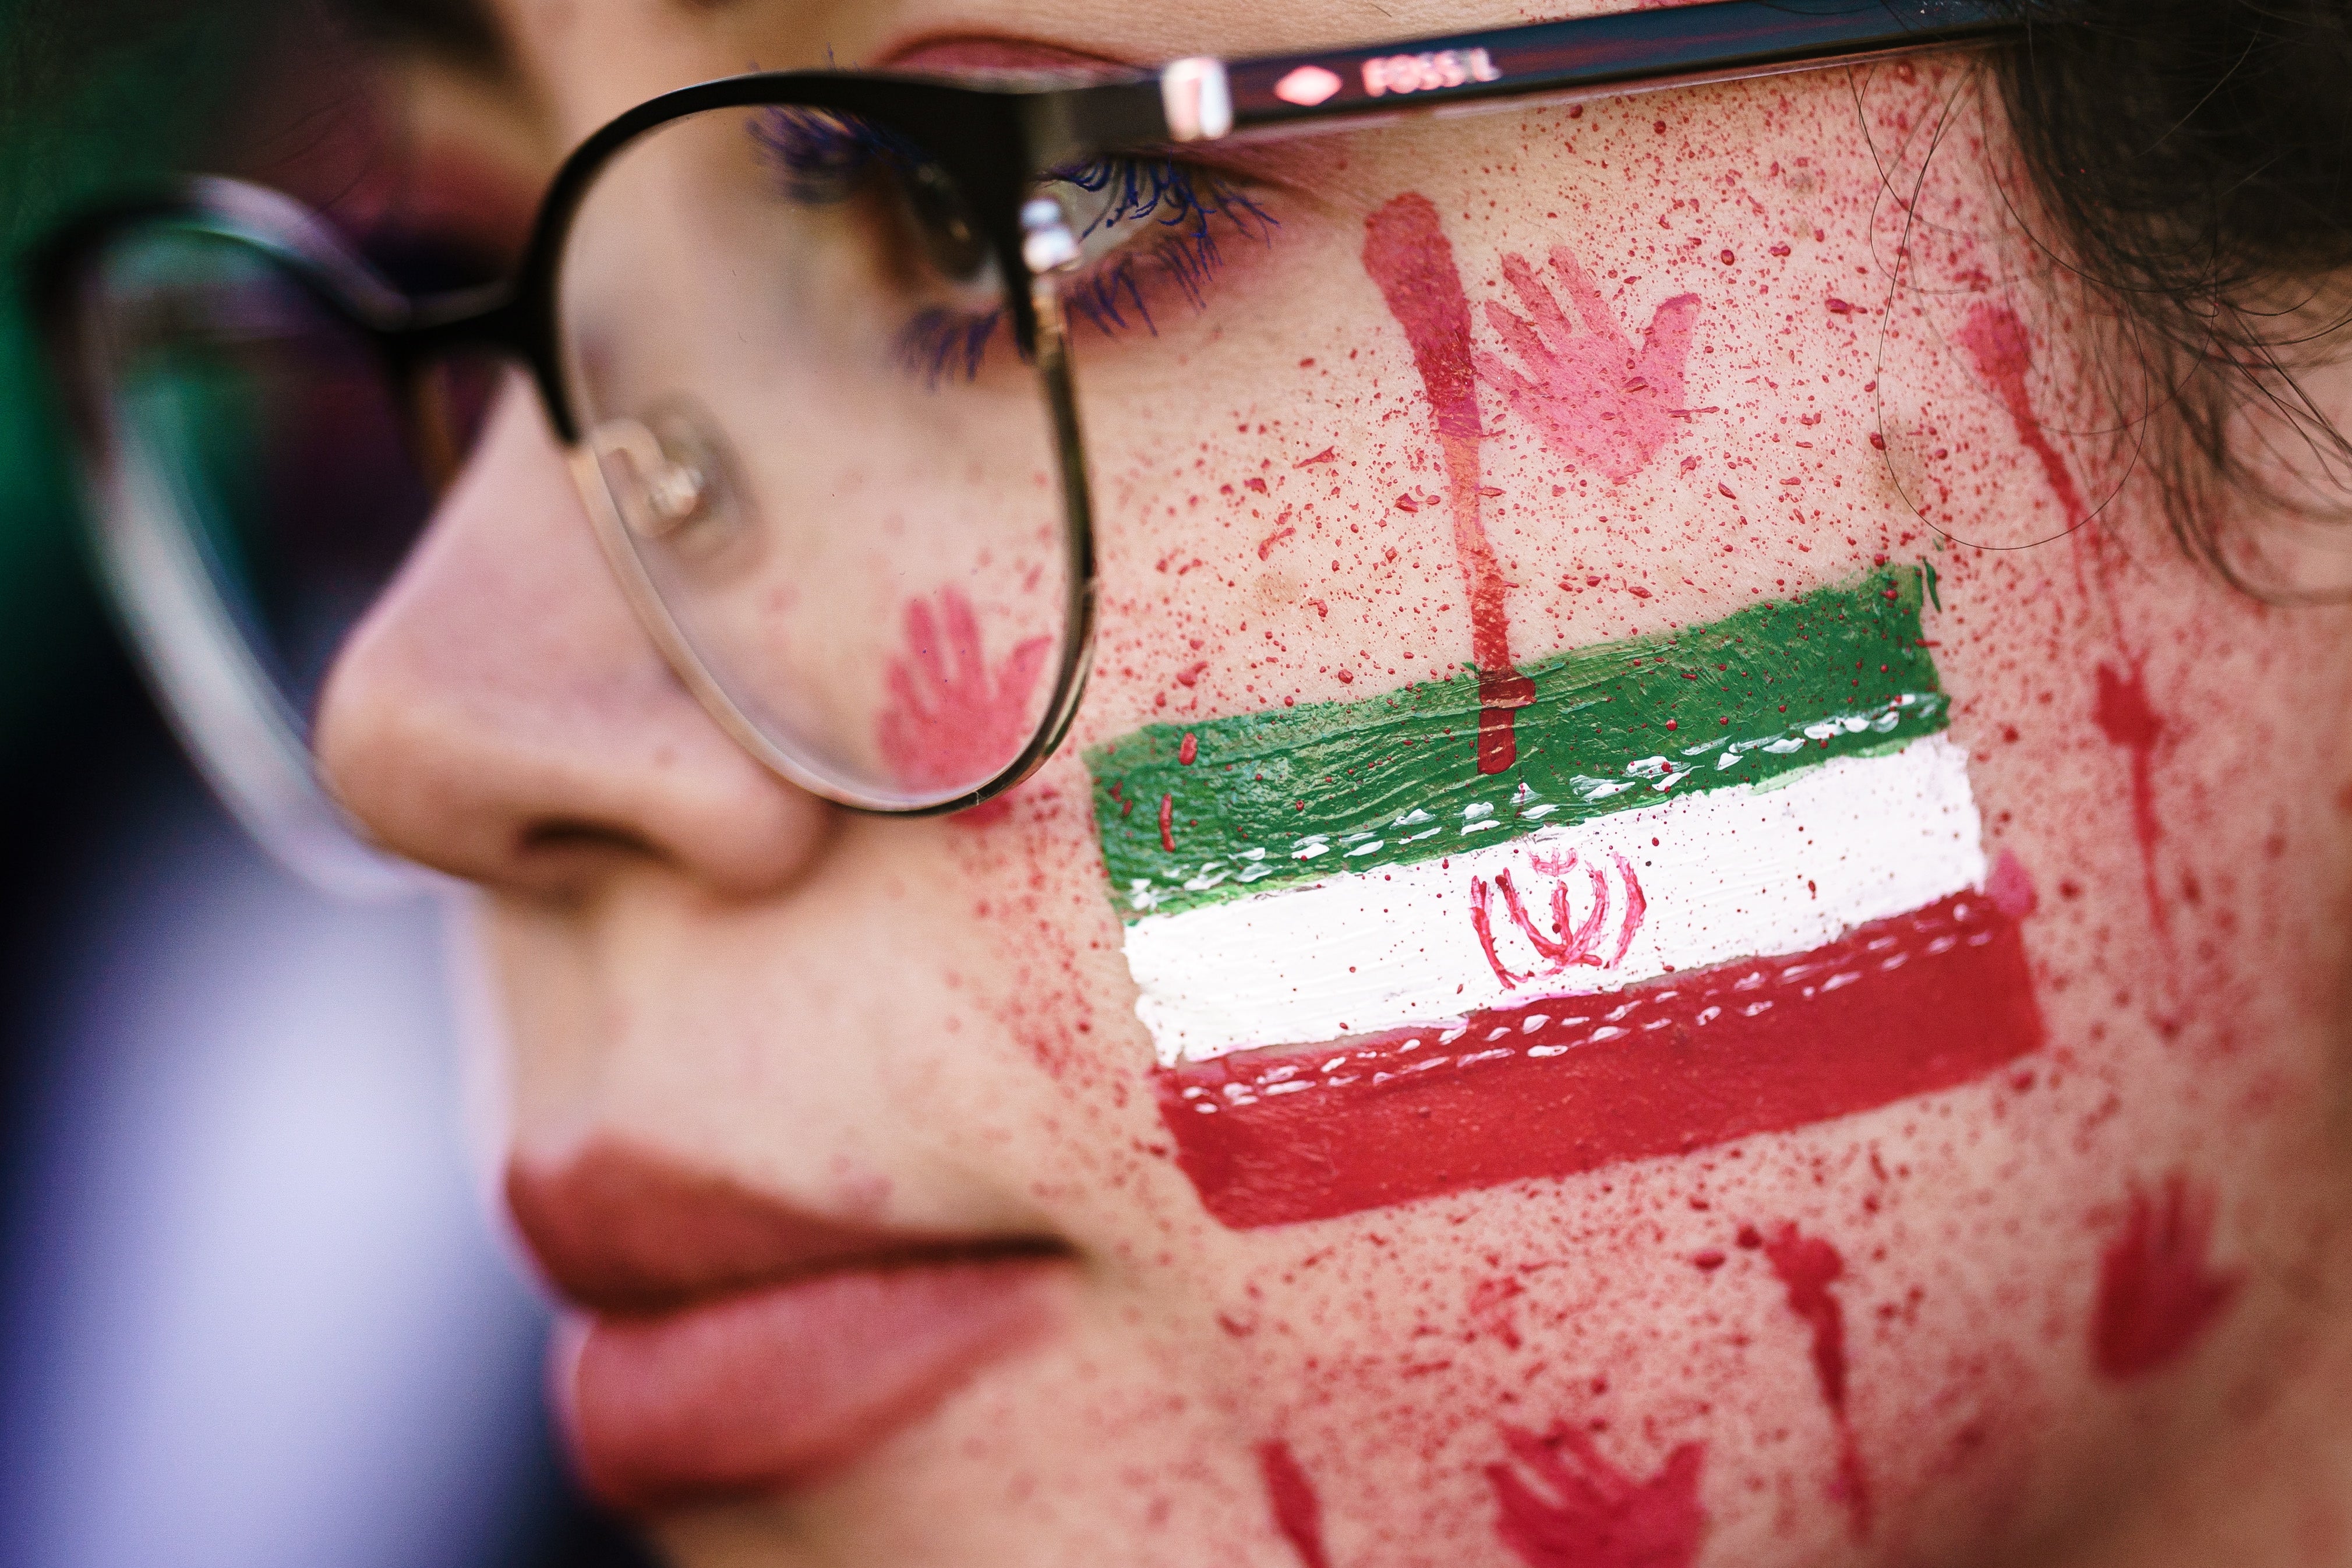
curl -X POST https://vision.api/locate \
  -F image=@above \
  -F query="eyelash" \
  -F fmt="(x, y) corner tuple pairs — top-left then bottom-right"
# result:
(753, 107), (1274, 385)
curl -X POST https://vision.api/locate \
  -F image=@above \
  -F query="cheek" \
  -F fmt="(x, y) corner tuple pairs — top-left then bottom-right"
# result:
(930, 66), (2349, 1560)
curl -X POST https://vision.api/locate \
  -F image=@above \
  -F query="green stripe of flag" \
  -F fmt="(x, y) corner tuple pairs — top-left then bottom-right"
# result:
(1087, 567), (1945, 921)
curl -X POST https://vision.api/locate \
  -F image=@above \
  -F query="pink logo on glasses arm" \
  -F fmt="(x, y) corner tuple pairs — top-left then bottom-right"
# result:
(1273, 65), (1345, 107)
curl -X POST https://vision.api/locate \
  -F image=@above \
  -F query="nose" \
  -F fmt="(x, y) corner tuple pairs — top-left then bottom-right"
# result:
(315, 379), (833, 899)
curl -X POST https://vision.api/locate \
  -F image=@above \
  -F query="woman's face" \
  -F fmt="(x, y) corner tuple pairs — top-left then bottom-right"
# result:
(317, 2), (2352, 1563)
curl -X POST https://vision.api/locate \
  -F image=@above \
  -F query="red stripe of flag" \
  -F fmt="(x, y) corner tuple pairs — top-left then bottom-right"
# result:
(1156, 893), (2042, 1229)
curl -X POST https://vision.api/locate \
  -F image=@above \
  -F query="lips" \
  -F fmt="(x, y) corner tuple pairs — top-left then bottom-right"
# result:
(510, 1139), (1068, 1513)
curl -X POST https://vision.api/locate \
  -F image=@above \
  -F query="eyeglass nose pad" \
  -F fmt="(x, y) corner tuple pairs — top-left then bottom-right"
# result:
(584, 399), (740, 547)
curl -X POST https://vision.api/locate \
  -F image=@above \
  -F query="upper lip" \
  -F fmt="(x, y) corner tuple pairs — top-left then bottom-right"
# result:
(506, 1136), (1066, 1315)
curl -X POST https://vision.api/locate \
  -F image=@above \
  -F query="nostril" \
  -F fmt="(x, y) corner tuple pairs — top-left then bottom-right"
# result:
(518, 817), (668, 866)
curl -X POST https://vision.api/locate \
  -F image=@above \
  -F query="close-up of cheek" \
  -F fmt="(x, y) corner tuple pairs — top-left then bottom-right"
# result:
(416, 13), (2352, 1567)
(687, 60), (2352, 1568)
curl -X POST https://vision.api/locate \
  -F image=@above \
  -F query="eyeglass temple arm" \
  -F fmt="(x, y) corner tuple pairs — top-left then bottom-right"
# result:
(1029, 0), (2015, 163)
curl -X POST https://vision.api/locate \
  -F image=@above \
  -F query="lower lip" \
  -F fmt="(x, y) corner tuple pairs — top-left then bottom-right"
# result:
(559, 1256), (1066, 1512)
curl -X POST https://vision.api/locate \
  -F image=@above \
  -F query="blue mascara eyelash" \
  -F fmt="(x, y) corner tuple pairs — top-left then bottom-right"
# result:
(751, 106), (930, 202)
(1055, 160), (1273, 340)
(897, 305), (1002, 385)
(753, 107), (1275, 384)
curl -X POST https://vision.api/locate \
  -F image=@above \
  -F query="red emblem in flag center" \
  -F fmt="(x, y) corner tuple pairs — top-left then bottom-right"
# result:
(1469, 846), (1648, 988)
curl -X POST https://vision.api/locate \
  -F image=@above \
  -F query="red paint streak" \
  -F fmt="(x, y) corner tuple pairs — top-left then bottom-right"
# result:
(1178, 732), (1199, 765)
(1362, 193), (1534, 773)
(1159, 893), (2043, 1228)
(1763, 1227), (1848, 1409)
(1487, 1424), (1705, 1568)
(1158, 793), (1177, 853)
(1956, 302), (2088, 529)
(875, 587), (1051, 813)
(2094, 659), (2167, 930)
(1962, 308), (2166, 929)
(1506, 860), (1608, 966)
(1477, 249), (1701, 484)
(1607, 849), (1647, 967)
(1469, 875), (1534, 988)
(1256, 1440), (1333, 1568)
(1762, 1225), (1869, 1535)
(2093, 1171), (2241, 1379)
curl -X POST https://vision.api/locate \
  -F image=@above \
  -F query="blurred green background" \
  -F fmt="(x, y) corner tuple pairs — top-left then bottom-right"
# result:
(0, 5), (652, 1563)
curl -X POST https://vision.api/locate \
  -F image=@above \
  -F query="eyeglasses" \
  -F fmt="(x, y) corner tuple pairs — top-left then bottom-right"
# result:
(29, 0), (2014, 890)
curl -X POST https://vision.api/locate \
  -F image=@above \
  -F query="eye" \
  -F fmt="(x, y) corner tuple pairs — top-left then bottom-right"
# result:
(897, 160), (988, 283)
(1040, 157), (1273, 344)
(754, 108), (986, 280)
(749, 105), (1276, 384)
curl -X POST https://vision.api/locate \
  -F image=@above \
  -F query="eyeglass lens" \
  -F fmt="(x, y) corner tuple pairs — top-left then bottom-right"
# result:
(560, 105), (1070, 810)
(80, 222), (465, 741)
(73, 62), (2035, 832)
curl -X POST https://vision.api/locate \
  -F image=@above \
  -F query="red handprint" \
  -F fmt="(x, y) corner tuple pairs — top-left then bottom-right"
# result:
(1487, 1422), (1707, 1568)
(1477, 249), (1701, 484)
(875, 587), (1051, 796)
(2092, 1171), (2241, 1380)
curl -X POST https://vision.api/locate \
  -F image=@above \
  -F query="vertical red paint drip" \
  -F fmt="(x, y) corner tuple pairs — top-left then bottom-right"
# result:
(1956, 302), (2089, 529)
(1158, 792), (1177, 853)
(1486, 1424), (1706, 1568)
(1256, 1440), (1333, 1568)
(1761, 1225), (1870, 1537)
(1362, 193), (1534, 774)
(2094, 660), (2167, 932)
(1961, 304), (2171, 934)
(2093, 1172), (2241, 1379)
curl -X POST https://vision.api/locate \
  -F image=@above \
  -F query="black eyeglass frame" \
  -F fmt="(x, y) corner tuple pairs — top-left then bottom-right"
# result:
(30, 0), (2020, 849)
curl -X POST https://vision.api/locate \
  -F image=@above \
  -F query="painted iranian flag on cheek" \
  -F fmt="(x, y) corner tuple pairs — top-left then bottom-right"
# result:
(1087, 569), (2044, 1229)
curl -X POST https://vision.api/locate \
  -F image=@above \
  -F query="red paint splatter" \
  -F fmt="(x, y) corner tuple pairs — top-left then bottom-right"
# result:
(1962, 308), (2168, 930)
(1477, 250), (1700, 484)
(875, 587), (1052, 815)
(1762, 1224), (1869, 1534)
(1158, 792), (1177, 853)
(1487, 1423), (1705, 1568)
(1160, 893), (2043, 1228)
(1986, 849), (2038, 920)
(1178, 732), (1199, 765)
(1956, 303), (2088, 529)
(1256, 1440), (1333, 1568)
(2094, 659), (2167, 930)
(1609, 850), (1647, 967)
(1469, 1275), (1527, 1349)
(2093, 1172), (2241, 1379)
(1362, 193), (1534, 774)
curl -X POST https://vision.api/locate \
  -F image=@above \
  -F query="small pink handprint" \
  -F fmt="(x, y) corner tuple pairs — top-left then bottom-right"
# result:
(1477, 250), (1701, 483)
(875, 587), (1051, 797)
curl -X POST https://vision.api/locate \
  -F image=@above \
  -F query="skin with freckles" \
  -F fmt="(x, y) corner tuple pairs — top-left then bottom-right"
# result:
(313, 2), (2352, 1565)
